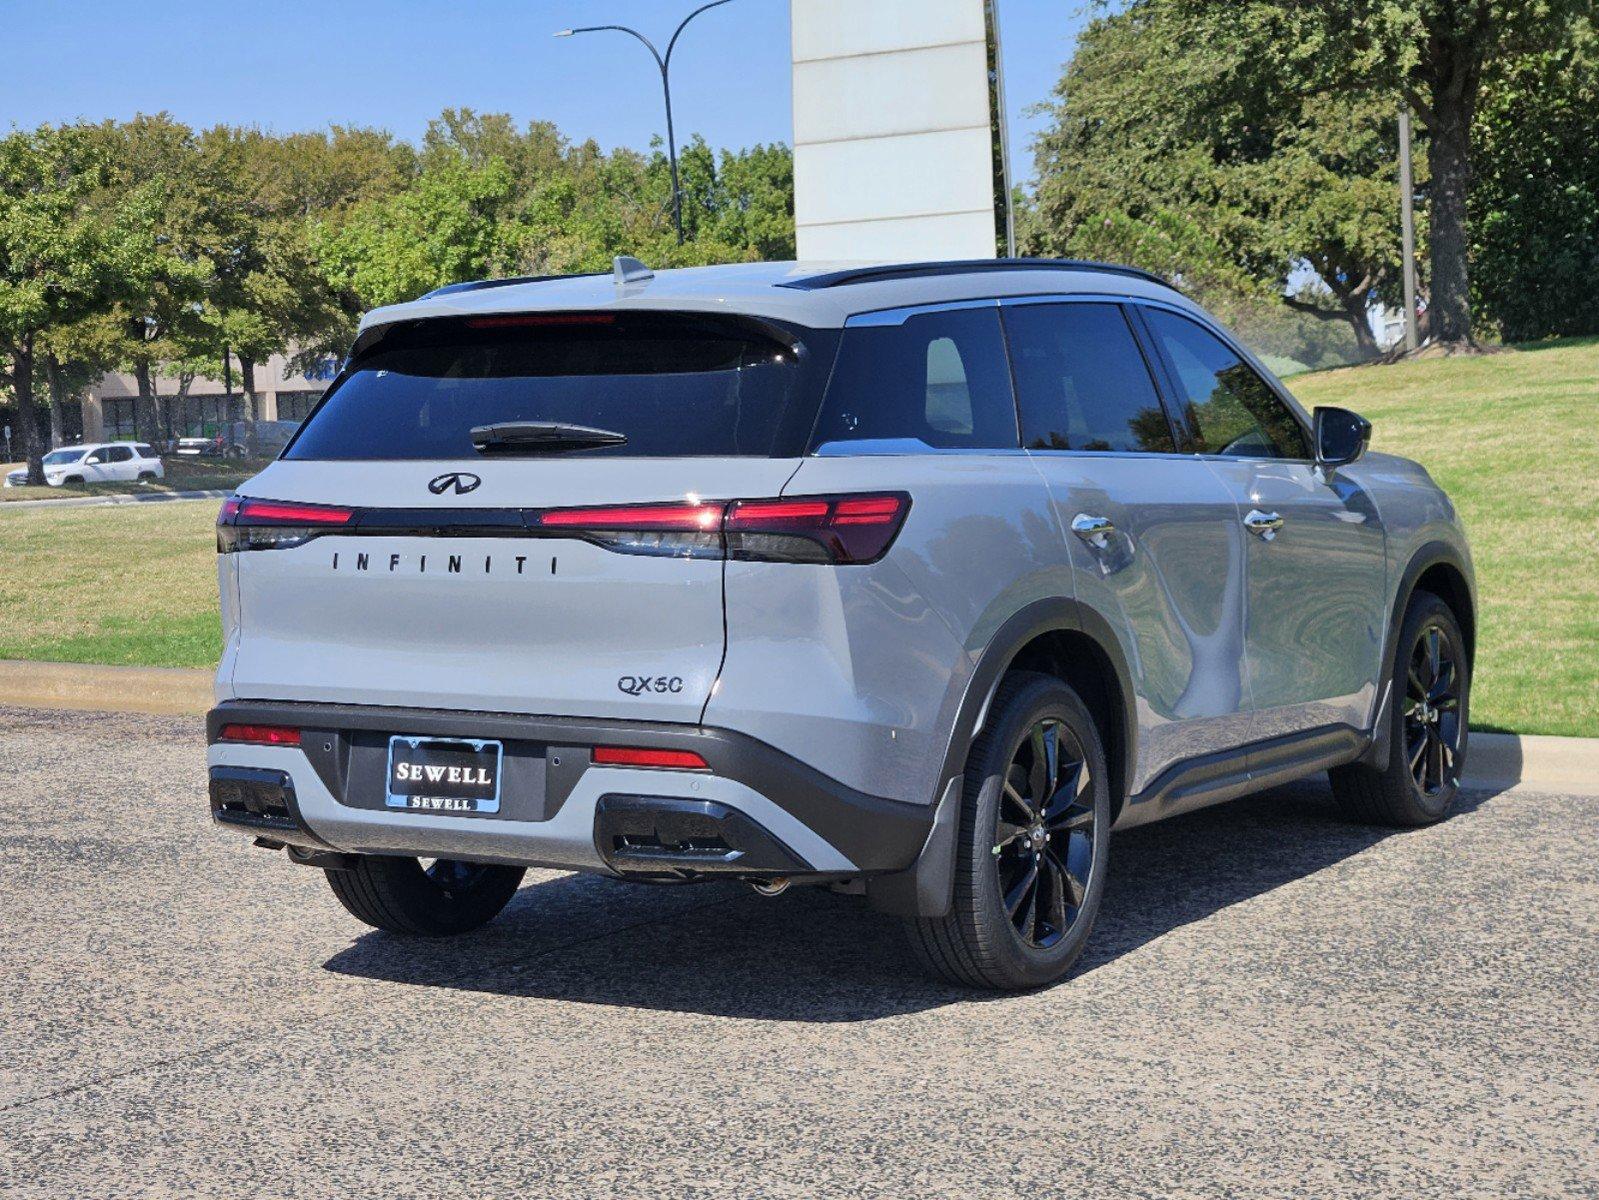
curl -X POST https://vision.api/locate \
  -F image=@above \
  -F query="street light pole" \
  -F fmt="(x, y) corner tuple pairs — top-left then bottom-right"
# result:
(1398, 104), (1420, 353)
(556, 0), (737, 245)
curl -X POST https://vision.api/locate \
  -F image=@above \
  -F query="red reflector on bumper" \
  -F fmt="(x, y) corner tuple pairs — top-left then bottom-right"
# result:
(592, 746), (710, 770)
(218, 723), (302, 747)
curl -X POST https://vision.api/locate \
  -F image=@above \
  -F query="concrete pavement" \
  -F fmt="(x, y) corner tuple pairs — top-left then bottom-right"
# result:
(0, 704), (1594, 1199)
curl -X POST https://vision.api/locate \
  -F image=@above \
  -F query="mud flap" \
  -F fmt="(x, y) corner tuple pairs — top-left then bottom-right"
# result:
(866, 776), (963, 918)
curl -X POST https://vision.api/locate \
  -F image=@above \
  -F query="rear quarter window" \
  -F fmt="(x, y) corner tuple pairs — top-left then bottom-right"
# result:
(810, 307), (1019, 453)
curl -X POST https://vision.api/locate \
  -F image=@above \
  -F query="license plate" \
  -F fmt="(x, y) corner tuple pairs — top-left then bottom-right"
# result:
(385, 736), (503, 814)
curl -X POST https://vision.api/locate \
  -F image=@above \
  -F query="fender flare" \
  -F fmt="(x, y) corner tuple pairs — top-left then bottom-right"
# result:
(867, 596), (1138, 917)
(1359, 538), (1477, 772)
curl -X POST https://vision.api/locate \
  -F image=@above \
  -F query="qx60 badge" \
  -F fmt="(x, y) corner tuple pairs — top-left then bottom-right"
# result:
(428, 471), (482, 496)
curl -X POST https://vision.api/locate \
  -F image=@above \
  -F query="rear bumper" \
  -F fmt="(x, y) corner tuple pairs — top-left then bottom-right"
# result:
(206, 699), (934, 880)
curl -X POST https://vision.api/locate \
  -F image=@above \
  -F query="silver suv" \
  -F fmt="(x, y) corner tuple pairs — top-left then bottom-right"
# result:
(207, 258), (1475, 990)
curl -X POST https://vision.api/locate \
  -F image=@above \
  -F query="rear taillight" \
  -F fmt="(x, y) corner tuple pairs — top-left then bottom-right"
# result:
(725, 493), (909, 564)
(592, 746), (710, 770)
(217, 723), (301, 746)
(532, 493), (909, 565)
(217, 497), (355, 553)
(533, 501), (725, 560)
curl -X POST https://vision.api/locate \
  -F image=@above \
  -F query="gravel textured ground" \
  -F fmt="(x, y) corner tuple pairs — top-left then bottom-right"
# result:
(1, 705), (1594, 1199)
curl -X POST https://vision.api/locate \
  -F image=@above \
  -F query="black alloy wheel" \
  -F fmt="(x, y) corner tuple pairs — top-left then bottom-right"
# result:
(1329, 590), (1470, 827)
(906, 672), (1110, 990)
(993, 718), (1096, 949)
(1403, 622), (1463, 797)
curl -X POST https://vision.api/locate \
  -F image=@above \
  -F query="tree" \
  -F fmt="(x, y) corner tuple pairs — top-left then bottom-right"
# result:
(1027, 4), (1405, 356)
(1169, 0), (1595, 350)
(1470, 11), (1599, 339)
(106, 115), (219, 441)
(0, 125), (128, 484)
(311, 155), (518, 309)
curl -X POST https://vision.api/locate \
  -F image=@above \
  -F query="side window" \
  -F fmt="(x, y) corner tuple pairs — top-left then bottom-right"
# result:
(811, 306), (1018, 451)
(1003, 302), (1175, 453)
(134, 444), (156, 459)
(106, 445), (134, 463)
(84, 449), (106, 464)
(1143, 309), (1309, 458)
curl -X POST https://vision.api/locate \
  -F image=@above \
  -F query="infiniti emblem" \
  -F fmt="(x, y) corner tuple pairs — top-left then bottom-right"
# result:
(428, 472), (482, 496)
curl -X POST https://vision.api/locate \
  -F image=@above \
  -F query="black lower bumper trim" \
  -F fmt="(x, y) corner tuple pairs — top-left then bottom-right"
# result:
(595, 795), (811, 878)
(209, 699), (933, 873)
(209, 765), (332, 851)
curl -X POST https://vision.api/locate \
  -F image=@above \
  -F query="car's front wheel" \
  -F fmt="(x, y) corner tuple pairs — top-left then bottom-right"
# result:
(1329, 590), (1469, 826)
(906, 672), (1111, 990)
(324, 855), (525, 935)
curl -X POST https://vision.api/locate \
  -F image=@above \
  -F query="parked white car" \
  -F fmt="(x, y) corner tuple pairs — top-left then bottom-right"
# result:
(4, 442), (164, 487)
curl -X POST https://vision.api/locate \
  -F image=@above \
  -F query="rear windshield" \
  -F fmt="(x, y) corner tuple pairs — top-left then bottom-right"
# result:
(285, 313), (815, 460)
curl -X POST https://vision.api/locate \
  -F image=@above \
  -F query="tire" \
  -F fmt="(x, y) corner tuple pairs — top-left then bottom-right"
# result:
(136, 471), (156, 482)
(1329, 591), (1469, 827)
(324, 855), (525, 936)
(906, 671), (1111, 990)
(63, 475), (84, 485)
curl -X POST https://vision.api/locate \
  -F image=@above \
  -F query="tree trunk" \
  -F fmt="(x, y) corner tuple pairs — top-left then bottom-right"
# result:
(1342, 295), (1380, 360)
(133, 359), (158, 444)
(1421, 29), (1484, 350)
(12, 338), (46, 486)
(238, 355), (257, 425)
(45, 355), (66, 449)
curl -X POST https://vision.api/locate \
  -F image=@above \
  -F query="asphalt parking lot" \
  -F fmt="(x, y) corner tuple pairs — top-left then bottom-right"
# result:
(1, 704), (1594, 1200)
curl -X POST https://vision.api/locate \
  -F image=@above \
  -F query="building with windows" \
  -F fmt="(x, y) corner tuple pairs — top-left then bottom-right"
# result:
(76, 350), (337, 445)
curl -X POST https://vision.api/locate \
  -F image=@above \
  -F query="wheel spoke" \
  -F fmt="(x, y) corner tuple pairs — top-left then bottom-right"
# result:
(1050, 845), (1087, 909)
(1043, 760), (1088, 824)
(1426, 627), (1442, 683)
(1428, 728), (1446, 793)
(1004, 859), (1039, 921)
(1028, 722), (1058, 805)
(1408, 731), (1427, 784)
(993, 819), (1029, 855)
(1002, 775), (1036, 821)
(1041, 855), (1070, 940)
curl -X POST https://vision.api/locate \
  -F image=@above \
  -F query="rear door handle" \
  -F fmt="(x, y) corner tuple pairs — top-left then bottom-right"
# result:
(1071, 513), (1116, 549)
(1244, 509), (1284, 540)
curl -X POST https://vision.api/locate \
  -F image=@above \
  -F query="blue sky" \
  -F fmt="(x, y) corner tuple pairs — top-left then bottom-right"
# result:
(1, 0), (1093, 186)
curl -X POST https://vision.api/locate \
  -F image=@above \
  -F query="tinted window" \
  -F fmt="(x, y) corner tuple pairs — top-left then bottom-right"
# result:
(105, 446), (134, 463)
(134, 444), (156, 459)
(286, 313), (808, 460)
(1003, 303), (1174, 453)
(1144, 310), (1308, 458)
(811, 307), (1018, 452)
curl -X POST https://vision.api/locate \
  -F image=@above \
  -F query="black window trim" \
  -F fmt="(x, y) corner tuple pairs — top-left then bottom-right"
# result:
(996, 295), (1190, 458)
(1127, 299), (1315, 463)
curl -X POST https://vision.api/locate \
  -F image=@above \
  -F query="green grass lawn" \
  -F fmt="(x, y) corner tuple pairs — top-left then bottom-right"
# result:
(1, 338), (1595, 735)
(0, 500), (223, 668)
(1292, 337), (1598, 738)
(0, 456), (265, 502)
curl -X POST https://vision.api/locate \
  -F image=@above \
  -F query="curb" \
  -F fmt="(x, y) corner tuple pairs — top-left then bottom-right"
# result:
(1, 489), (232, 511)
(0, 661), (1593, 796)
(0, 661), (213, 718)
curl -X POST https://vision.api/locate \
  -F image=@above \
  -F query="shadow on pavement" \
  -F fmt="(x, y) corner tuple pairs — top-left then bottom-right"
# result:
(322, 779), (1495, 1022)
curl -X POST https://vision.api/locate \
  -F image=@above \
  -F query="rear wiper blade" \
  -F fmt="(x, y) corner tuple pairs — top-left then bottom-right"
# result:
(470, 421), (628, 454)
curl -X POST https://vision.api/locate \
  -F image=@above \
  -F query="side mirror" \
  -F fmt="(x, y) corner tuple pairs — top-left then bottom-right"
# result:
(1314, 406), (1371, 469)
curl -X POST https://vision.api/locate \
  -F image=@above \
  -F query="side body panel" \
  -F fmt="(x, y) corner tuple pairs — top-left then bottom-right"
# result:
(1030, 454), (1252, 792)
(705, 453), (1068, 806)
(1200, 456), (1387, 740)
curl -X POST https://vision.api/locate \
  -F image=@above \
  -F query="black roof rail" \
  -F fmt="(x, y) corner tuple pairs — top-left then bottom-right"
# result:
(418, 272), (605, 301)
(776, 258), (1174, 291)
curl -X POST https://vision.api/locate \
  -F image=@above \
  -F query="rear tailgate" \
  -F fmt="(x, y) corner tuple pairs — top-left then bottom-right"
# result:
(225, 457), (800, 723)
(218, 307), (827, 725)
